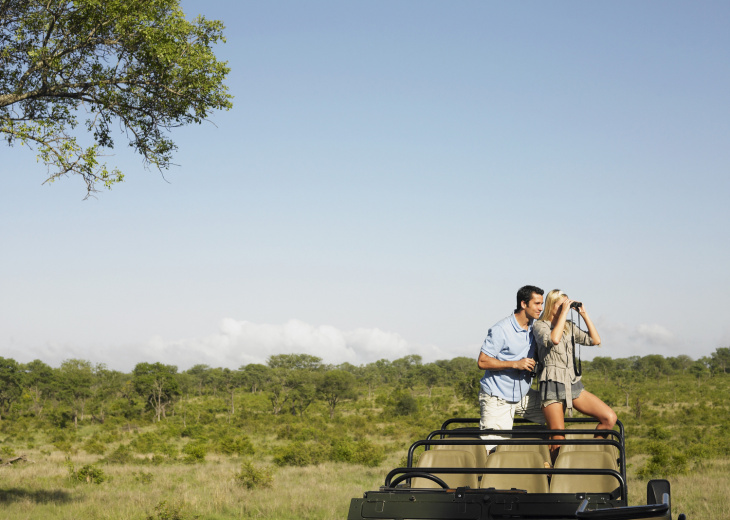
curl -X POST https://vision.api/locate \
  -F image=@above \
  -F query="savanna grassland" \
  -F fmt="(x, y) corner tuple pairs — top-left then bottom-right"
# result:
(0, 351), (729, 519)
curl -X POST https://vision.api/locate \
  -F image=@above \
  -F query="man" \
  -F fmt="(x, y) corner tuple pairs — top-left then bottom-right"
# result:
(478, 285), (546, 452)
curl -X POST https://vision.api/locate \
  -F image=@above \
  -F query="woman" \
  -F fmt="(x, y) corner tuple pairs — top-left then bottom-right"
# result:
(533, 289), (617, 464)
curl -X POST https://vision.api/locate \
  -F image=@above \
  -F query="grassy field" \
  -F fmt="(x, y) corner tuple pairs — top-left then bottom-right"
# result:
(0, 449), (387, 520)
(0, 443), (725, 519)
(1, 367), (728, 519)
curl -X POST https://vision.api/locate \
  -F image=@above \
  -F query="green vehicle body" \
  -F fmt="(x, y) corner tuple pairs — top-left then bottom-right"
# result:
(347, 417), (686, 520)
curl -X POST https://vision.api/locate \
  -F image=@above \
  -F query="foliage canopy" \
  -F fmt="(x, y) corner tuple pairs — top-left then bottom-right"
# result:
(0, 0), (232, 196)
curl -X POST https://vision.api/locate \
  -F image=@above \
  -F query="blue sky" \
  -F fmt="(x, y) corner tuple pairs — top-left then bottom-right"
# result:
(2, 1), (729, 371)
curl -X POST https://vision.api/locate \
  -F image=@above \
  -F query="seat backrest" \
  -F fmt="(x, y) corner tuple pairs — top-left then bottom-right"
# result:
(495, 438), (551, 466)
(434, 436), (489, 469)
(550, 451), (620, 494)
(411, 449), (479, 489)
(561, 434), (619, 465)
(479, 451), (549, 493)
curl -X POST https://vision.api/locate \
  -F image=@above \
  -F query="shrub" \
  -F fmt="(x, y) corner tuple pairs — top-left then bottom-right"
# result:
(637, 441), (689, 478)
(273, 441), (329, 467)
(180, 425), (205, 439)
(182, 441), (207, 463)
(685, 442), (713, 460)
(146, 500), (197, 520)
(130, 432), (162, 454)
(352, 439), (385, 467)
(215, 435), (254, 456)
(53, 440), (75, 454)
(646, 426), (671, 440)
(133, 471), (154, 484)
(129, 432), (178, 457)
(0, 445), (17, 458)
(150, 454), (168, 465)
(391, 392), (418, 417)
(103, 444), (134, 464)
(329, 437), (385, 467)
(82, 438), (107, 455)
(330, 437), (356, 463)
(67, 461), (107, 484)
(235, 461), (274, 489)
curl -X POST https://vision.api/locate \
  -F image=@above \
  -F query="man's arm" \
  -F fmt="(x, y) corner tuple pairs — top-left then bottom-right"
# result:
(478, 351), (536, 372)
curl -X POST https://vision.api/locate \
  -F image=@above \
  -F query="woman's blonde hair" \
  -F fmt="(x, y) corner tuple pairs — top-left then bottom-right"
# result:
(539, 289), (571, 333)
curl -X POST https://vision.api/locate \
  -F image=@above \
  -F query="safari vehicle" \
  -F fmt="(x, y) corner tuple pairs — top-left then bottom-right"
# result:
(347, 417), (686, 520)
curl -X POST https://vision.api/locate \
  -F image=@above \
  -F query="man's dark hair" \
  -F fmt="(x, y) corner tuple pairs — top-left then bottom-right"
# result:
(515, 285), (544, 312)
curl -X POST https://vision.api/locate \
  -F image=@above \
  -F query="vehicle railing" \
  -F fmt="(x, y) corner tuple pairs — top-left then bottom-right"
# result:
(383, 466), (626, 500)
(425, 428), (622, 443)
(440, 416), (625, 441)
(411, 435), (625, 479)
(402, 433), (627, 500)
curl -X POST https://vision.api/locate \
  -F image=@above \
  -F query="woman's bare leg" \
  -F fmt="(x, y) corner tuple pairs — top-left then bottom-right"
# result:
(542, 402), (566, 464)
(571, 390), (617, 435)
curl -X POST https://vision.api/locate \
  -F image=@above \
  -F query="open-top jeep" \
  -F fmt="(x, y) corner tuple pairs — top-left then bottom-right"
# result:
(347, 417), (686, 520)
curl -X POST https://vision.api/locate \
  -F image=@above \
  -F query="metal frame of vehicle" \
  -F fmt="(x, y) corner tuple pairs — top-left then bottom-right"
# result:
(347, 417), (686, 520)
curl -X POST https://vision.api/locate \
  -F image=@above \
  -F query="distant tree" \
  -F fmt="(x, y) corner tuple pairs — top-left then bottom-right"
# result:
(20, 359), (54, 418)
(689, 359), (710, 386)
(57, 359), (94, 428)
(175, 371), (196, 398)
(391, 355), (422, 377)
(360, 368), (379, 400)
(318, 370), (357, 419)
(364, 359), (394, 385)
(454, 372), (481, 403)
(453, 358), (484, 403)
(0, 357), (22, 420)
(267, 354), (323, 371)
(710, 347), (730, 374)
(88, 363), (125, 424)
(240, 363), (271, 393)
(390, 390), (418, 417)
(132, 362), (180, 422)
(204, 367), (227, 397)
(612, 357), (635, 385)
(633, 355), (669, 379)
(217, 367), (244, 421)
(0, 0), (232, 196)
(419, 364), (445, 398)
(391, 355), (423, 391)
(588, 356), (615, 382)
(667, 355), (693, 373)
(335, 362), (360, 375)
(264, 369), (289, 415)
(185, 364), (212, 396)
(286, 370), (319, 417)
(439, 357), (475, 377)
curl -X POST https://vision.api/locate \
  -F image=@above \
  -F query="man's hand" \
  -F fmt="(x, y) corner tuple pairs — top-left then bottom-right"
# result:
(513, 357), (536, 372)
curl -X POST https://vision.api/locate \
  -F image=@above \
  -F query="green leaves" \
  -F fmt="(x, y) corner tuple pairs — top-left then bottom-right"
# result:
(1, 0), (232, 196)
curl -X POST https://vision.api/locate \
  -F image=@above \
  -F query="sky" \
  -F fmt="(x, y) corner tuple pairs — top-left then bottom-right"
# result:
(2, 1), (730, 372)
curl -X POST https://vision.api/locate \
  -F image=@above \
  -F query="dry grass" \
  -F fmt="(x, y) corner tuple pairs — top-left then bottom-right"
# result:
(0, 447), (725, 519)
(625, 455), (730, 519)
(0, 449), (395, 520)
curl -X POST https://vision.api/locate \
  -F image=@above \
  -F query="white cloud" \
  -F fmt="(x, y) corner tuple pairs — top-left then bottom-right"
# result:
(130, 319), (458, 370)
(633, 324), (675, 345)
(2, 318), (474, 371)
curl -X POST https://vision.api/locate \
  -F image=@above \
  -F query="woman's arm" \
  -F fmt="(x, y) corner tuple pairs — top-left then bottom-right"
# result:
(550, 300), (572, 344)
(578, 307), (601, 345)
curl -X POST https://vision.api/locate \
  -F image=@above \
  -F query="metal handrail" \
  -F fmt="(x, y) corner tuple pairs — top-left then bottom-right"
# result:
(440, 417), (626, 440)
(405, 431), (627, 499)
(384, 466), (627, 500)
